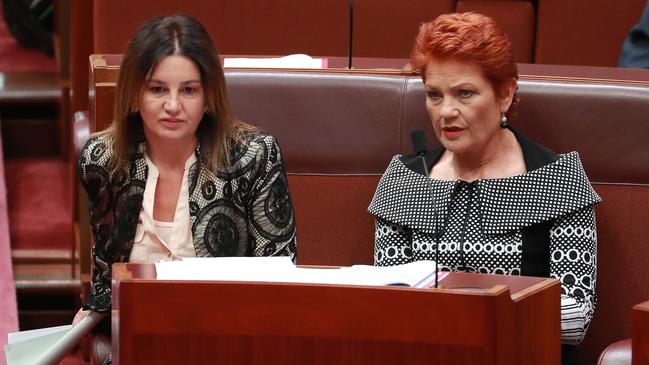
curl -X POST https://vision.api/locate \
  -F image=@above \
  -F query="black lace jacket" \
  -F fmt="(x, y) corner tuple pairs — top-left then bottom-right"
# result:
(78, 132), (297, 312)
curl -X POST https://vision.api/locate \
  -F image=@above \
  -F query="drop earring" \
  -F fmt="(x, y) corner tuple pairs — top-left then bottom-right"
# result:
(500, 114), (508, 129)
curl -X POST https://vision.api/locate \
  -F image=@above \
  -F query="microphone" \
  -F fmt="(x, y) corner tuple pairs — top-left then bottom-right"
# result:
(410, 129), (428, 175)
(409, 129), (441, 289)
(347, 0), (354, 69)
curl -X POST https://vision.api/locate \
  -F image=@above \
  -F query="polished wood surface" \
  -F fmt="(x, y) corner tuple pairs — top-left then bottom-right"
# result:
(0, 72), (61, 104)
(633, 300), (649, 365)
(112, 263), (560, 365)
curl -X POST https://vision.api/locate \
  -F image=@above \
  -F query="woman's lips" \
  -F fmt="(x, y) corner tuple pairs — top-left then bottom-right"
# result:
(160, 118), (184, 129)
(442, 126), (464, 139)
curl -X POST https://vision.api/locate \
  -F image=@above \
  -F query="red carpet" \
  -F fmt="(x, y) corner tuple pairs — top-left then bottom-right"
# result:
(0, 1), (56, 73)
(1, 0), (70, 251)
(5, 158), (72, 249)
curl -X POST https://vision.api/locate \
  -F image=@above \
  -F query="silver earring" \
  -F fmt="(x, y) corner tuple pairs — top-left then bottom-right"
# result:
(500, 114), (508, 129)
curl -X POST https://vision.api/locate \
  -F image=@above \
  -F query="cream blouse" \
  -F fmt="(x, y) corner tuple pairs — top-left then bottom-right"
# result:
(129, 151), (197, 262)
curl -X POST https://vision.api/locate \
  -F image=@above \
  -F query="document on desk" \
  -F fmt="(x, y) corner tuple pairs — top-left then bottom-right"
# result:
(155, 258), (447, 288)
(223, 54), (327, 68)
(4, 312), (105, 365)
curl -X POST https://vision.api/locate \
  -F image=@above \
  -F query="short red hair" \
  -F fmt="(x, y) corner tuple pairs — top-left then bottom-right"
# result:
(410, 12), (518, 101)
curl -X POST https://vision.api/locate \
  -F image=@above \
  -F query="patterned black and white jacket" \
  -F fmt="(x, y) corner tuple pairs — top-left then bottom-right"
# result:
(78, 132), (296, 312)
(368, 129), (601, 344)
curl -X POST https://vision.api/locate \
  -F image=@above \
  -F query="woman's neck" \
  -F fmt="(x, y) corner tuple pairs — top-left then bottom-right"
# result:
(146, 137), (197, 172)
(434, 129), (525, 181)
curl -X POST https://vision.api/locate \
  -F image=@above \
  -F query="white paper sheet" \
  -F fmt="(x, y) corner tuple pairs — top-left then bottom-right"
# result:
(4, 311), (106, 365)
(7, 325), (71, 345)
(223, 54), (326, 69)
(156, 257), (445, 288)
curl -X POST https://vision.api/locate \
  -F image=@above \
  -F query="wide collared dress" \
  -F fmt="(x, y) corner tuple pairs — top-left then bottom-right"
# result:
(369, 131), (601, 345)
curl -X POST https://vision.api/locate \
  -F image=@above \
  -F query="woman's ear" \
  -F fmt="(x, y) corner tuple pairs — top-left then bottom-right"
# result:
(500, 78), (518, 112)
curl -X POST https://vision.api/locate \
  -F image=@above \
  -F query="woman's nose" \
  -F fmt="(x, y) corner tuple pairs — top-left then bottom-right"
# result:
(163, 94), (181, 113)
(439, 99), (459, 119)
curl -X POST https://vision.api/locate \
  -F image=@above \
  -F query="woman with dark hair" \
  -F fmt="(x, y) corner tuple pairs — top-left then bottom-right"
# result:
(369, 13), (599, 363)
(73, 14), (296, 339)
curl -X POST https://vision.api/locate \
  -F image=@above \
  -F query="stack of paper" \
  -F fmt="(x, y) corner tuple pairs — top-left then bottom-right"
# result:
(223, 54), (327, 69)
(155, 257), (447, 288)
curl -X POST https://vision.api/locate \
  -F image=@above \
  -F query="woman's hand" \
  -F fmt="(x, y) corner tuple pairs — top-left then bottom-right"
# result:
(72, 308), (92, 326)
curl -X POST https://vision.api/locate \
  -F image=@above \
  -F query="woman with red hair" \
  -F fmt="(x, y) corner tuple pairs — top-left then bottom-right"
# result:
(369, 13), (599, 362)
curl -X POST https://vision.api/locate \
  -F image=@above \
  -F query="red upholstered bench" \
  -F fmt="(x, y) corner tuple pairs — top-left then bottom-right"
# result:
(598, 339), (631, 365)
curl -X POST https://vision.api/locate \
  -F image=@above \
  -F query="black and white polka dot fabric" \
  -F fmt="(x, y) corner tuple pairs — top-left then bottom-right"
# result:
(369, 151), (601, 345)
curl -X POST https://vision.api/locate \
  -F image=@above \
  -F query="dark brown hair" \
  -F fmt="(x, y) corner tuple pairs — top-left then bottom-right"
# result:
(106, 14), (255, 172)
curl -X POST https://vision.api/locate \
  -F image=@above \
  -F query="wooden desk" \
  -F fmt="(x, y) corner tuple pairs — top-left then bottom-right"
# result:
(634, 300), (649, 365)
(112, 263), (560, 365)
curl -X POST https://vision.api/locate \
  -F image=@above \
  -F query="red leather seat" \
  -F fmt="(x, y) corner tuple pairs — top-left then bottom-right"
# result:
(597, 339), (631, 365)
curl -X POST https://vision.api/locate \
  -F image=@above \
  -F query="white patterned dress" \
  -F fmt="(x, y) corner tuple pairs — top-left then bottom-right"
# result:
(369, 133), (601, 345)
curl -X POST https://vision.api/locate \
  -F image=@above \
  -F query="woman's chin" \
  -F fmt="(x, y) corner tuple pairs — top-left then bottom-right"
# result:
(440, 139), (470, 154)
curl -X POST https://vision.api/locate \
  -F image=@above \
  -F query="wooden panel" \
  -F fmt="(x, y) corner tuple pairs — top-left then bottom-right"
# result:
(353, 0), (454, 58)
(288, 175), (380, 266)
(93, 0), (349, 56)
(536, 0), (647, 66)
(580, 185), (649, 365)
(112, 264), (560, 365)
(455, 0), (535, 63)
(634, 300), (649, 365)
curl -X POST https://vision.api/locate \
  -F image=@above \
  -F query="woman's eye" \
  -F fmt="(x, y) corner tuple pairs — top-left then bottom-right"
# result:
(182, 86), (197, 94)
(149, 86), (165, 94)
(459, 89), (475, 98)
(426, 91), (442, 99)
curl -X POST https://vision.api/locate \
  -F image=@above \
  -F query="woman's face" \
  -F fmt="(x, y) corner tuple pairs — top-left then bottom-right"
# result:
(139, 54), (206, 146)
(424, 57), (515, 157)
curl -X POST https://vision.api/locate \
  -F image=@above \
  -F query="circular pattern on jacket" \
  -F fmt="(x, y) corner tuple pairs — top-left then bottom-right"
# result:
(567, 249), (580, 262)
(189, 202), (199, 216)
(265, 177), (291, 227)
(386, 246), (398, 259)
(250, 165), (294, 241)
(420, 242), (429, 252)
(218, 139), (259, 180)
(229, 141), (249, 165)
(83, 165), (113, 219)
(113, 181), (145, 243)
(194, 200), (248, 257)
(201, 181), (216, 200)
(90, 142), (107, 162)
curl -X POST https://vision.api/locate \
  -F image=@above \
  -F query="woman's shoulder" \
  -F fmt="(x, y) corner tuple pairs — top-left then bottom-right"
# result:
(231, 130), (282, 160)
(238, 130), (280, 149)
(511, 128), (560, 171)
(78, 133), (115, 169)
(368, 154), (453, 234)
(217, 130), (284, 177)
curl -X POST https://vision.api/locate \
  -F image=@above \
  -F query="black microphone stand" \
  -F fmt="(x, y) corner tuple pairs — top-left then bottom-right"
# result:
(419, 153), (440, 289)
(410, 129), (441, 289)
(347, 0), (353, 69)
